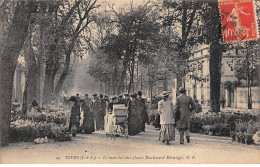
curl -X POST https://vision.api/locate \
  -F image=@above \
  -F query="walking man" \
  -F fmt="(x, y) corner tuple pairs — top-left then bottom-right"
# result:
(175, 87), (195, 144)
(90, 93), (101, 130)
(158, 91), (175, 144)
(137, 91), (148, 132)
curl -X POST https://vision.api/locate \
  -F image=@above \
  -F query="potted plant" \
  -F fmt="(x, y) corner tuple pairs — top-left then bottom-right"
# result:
(240, 133), (246, 144)
(230, 131), (236, 142)
(203, 125), (210, 135)
(245, 121), (258, 145)
(236, 133), (241, 142)
(208, 125), (216, 136)
(245, 134), (253, 145)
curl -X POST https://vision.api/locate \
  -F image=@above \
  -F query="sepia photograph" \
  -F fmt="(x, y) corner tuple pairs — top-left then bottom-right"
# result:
(0, 0), (259, 164)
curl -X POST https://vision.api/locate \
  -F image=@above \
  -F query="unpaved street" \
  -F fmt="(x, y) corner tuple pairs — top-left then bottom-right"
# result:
(1, 125), (259, 164)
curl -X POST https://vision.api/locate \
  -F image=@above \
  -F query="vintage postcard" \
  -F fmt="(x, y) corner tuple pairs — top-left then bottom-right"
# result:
(0, 0), (259, 164)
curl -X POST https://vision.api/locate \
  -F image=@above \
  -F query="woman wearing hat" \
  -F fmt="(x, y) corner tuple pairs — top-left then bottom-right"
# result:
(158, 91), (175, 144)
(127, 93), (140, 136)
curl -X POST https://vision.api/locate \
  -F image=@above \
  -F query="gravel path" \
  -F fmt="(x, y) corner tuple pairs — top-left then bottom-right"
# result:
(1, 125), (259, 164)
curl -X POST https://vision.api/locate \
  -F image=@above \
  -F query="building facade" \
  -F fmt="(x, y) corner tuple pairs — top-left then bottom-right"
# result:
(182, 44), (260, 109)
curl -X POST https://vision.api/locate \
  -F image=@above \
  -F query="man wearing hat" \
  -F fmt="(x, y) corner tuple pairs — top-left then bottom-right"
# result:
(117, 95), (124, 104)
(158, 91), (175, 144)
(175, 87), (195, 144)
(137, 91), (148, 132)
(90, 93), (101, 130)
(84, 94), (91, 105)
(76, 94), (81, 102)
(127, 93), (139, 136)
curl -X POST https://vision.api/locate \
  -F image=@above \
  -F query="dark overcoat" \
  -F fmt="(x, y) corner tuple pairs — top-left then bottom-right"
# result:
(127, 100), (139, 135)
(81, 99), (94, 134)
(175, 94), (195, 130)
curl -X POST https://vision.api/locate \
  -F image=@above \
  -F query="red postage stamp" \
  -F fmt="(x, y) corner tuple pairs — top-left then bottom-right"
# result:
(219, 0), (258, 42)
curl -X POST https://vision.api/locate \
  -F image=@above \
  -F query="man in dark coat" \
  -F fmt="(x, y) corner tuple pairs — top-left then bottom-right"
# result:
(90, 93), (101, 130)
(99, 94), (106, 130)
(137, 91), (148, 132)
(175, 87), (195, 144)
(127, 94), (140, 136)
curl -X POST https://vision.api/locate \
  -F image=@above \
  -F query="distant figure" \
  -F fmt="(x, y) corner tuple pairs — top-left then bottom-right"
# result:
(137, 91), (148, 132)
(30, 99), (39, 113)
(175, 87), (195, 144)
(107, 96), (117, 113)
(117, 95), (124, 104)
(194, 99), (202, 114)
(69, 96), (81, 137)
(221, 97), (226, 108)
(90, 93), (101, 130)
(104, 95), (109, 103)
(127, 93), (140, 136)
(84, 94), (91, 105)
(123, 94), (130, 107)
(158, 91), (175, 145)
(99, 94), (106, 130)
(76, 94), (81, 102)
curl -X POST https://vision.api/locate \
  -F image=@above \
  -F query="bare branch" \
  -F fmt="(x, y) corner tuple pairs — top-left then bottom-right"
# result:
(77, 5), (82, 20)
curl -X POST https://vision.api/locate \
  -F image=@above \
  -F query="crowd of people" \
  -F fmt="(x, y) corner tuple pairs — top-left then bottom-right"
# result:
(67, 91), (149, 137)
(10, 87), (200, 145)
(68, 87), (198, 145)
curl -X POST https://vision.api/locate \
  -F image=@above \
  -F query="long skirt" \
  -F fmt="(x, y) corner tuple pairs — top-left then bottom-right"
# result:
(128, 115), (139, 136)
(81, 116), (94, 134)
(159, 124), (175, 141)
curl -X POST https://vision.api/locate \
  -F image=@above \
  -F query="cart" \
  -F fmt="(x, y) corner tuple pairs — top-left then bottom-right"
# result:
(108, 104), (128, 139)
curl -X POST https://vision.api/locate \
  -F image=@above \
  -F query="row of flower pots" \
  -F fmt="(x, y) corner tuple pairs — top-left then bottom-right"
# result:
(231, 133), (254, 145)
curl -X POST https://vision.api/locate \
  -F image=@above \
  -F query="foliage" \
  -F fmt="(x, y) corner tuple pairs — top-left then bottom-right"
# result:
(9, 120), (71, 143)
(26, 111), (70, 125)
(89, 2), (162, 94)
(190, 110), (260, 137)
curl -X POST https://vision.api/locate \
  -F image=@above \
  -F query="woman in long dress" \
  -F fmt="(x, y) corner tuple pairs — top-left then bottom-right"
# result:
(80, 99), (94, 134)
(69, 96), (81, 137)
(158, 91), (175, 144)
(127, 94), (139, 136)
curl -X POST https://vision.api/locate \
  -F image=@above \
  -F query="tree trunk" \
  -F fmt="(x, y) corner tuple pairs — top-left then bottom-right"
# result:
(54, 37), (76, 96)
(24, 24), (38, 112)
(209, 41), (222, 112)
(0, 1), (35, 146)
(15, 63), (23, 103)
(208, 1), (223, 113)
(43, 68), (52, 104)
(37, 20), (44, 106)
